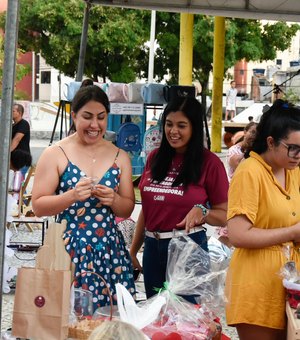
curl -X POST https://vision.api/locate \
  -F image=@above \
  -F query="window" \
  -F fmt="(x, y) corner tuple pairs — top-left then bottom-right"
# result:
(276, 59), (282, 66)
(41, 71), (51, 84)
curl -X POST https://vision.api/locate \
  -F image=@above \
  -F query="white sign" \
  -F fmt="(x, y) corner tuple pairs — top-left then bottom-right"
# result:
(110, 103), (144, 116)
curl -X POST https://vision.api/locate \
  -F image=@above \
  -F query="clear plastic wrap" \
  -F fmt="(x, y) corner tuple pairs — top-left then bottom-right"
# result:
(117, 235), (227, 339)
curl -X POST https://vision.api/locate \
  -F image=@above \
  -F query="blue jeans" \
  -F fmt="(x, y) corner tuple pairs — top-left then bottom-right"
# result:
(142, 231), (208, 303)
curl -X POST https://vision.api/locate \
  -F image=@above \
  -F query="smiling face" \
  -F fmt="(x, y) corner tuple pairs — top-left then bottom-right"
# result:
(72, 100), (108, 144)
(164, 110), (192, 153)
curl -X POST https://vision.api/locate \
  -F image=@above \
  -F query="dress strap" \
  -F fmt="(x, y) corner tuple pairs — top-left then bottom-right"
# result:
(114, 148), (120, 162)
(57, 145), (70, 161)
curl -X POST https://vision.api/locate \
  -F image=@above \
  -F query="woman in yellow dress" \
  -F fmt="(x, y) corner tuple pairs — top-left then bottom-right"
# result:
(226, 100), (300, 340)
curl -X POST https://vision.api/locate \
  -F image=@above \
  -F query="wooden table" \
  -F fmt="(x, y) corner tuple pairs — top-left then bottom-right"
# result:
(287, 302), (300, 340)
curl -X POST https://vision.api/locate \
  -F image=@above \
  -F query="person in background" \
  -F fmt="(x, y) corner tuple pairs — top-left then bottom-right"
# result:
(88, 320), (147, 340)
(32, 85), (136, 311)
(227, 121), (257, 181)
(216, 122), (257, 247)
(11, 103), (31, 178)
(8, 150), (32, 193)
(130, 97), (228, 300)
(226, 99), (300, 340)
(225, 81), (238, 121)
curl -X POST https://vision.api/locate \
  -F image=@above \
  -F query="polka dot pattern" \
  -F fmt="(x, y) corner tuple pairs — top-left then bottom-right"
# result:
(56, 160), (135, 311)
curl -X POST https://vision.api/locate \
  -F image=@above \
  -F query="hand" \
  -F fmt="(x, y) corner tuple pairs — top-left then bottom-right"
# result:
(92, 184), (116, 207)
(176, 206), (205, 233)
(130, 253), (143, 272)
(74, 177), (93, 202)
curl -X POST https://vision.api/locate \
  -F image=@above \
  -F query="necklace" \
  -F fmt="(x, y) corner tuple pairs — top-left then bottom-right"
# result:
(84, 150), (97, 163)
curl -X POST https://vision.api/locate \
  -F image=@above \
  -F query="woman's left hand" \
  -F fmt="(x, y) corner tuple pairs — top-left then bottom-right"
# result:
(92, 184), (116, 207)
(176, 206), (205, 233)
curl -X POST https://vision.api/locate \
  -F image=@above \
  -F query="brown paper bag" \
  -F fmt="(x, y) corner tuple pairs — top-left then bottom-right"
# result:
(12, 266), (71, 340)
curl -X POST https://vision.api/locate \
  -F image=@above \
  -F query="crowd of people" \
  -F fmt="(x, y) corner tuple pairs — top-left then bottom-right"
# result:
(19, 80), (300, 339)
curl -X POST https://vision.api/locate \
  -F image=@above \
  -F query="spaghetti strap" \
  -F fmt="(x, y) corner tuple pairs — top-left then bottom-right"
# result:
(114, 148), (120, 162)
(57, 145), (69, 161)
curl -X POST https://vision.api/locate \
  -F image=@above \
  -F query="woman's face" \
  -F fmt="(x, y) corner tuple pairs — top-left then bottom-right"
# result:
(164, 110), (192, 153)
(72, 100), (108, 144)
(273, 130), (300, 169)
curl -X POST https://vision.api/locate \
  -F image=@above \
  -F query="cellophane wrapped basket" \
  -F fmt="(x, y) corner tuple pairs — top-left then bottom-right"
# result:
(116, 236), (229, 339)
(68, 271), (113, 339)
(68, 319), (105, 339)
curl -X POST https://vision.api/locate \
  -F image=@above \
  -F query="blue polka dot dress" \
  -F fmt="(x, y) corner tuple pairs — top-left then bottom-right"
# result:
(56, 149), (135, 311)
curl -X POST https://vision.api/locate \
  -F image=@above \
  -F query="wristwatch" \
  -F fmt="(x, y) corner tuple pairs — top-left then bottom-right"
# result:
(194, 204), (209, 219)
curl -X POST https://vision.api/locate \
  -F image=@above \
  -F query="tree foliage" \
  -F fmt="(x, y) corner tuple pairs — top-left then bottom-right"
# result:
(1, 3), (299, 93)
(0, 35), (31, 97)
(0, 0), (150, 82)
(148, 15), (300, 99)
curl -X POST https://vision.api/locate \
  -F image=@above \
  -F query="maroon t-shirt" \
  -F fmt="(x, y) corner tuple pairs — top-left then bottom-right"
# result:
(139, 149), (229, 232)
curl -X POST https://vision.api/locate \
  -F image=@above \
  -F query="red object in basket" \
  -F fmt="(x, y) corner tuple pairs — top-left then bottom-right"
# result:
(165, 332), (182, 340)
(287, 289), (300, 308)
(221, 334), (231, 340)
(152, 331), (167, 339)
(151, 332), (182, 340)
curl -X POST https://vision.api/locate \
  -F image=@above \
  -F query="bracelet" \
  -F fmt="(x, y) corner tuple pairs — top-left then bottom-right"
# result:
(194, 204), (209, 219)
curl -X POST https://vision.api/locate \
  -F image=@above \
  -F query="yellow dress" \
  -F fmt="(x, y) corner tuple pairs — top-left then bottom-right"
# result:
(225, 151), (300, 329)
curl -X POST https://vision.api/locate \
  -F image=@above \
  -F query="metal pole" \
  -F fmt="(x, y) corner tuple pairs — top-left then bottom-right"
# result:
(76, 1), (91, 82)
(0, 0), (20, 323)
(179, 13), (194, 85)
(148, 10), (156, 83)
(211, 17), (225, 152)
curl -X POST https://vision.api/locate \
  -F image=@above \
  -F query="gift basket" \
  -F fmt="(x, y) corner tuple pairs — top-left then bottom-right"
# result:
(116, 235), (228, 340)
(280, 244), (300, 309)
(68, 271), (113, 339)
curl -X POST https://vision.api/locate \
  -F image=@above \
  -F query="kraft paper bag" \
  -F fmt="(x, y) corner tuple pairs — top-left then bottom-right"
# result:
(12, 266), (71, 340)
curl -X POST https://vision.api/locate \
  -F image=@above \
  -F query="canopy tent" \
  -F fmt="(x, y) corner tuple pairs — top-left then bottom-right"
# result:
(89, 0), (300, 22)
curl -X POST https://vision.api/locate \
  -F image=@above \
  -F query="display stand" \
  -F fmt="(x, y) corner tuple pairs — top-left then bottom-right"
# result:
(49, 100), (72, 145)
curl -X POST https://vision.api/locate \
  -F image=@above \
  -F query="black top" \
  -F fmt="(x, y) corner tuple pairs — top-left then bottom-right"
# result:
(12, 119), (30, 153)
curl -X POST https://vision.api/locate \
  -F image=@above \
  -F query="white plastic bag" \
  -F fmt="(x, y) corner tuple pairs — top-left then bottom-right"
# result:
(116, 283), (166, 329)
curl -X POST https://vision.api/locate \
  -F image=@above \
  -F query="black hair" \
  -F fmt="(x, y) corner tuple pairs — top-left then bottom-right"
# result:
(14, 103), (24, 115)
(69, 85), (110, 135)
(80, 78), (94, 88)
(10, 150), (32, 170)
(251, 99), (300, 154)
(151, 96), (205, 187)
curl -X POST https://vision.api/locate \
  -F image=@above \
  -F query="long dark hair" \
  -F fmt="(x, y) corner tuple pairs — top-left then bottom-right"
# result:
(68, 85), (110, 135)
(151, 97), (205, 187)
(251, 99), (300, 154)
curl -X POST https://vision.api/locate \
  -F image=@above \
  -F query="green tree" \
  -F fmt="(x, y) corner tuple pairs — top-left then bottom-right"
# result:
(0, 0), (150, 82)
(0, 35), (31, 98)
(141, 14), (299, 107)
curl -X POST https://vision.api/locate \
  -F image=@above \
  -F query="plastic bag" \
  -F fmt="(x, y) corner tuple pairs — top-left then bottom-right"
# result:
(166, 235), (228, 312)
(116, 235), (227, 339)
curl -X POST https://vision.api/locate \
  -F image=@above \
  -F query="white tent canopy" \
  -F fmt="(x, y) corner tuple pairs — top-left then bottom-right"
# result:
(90, 0), (300, 22)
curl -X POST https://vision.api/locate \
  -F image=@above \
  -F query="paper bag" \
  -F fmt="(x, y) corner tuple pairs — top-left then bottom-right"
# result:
(12, 266), (71, 340)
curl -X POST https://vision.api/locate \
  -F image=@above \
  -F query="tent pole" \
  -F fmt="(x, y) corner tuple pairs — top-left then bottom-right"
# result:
(0, 0), (20, 323)
(76, 1), (91, 82)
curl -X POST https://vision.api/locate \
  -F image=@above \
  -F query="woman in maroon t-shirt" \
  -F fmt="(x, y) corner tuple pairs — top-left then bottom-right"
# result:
(130, 97), (229, 300)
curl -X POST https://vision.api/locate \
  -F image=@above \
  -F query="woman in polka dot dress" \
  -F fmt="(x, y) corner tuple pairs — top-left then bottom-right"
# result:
(32, 85), (136, 311)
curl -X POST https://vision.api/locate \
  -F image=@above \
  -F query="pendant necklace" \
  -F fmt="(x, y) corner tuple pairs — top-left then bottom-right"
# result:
(85, 150), (97, 163)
